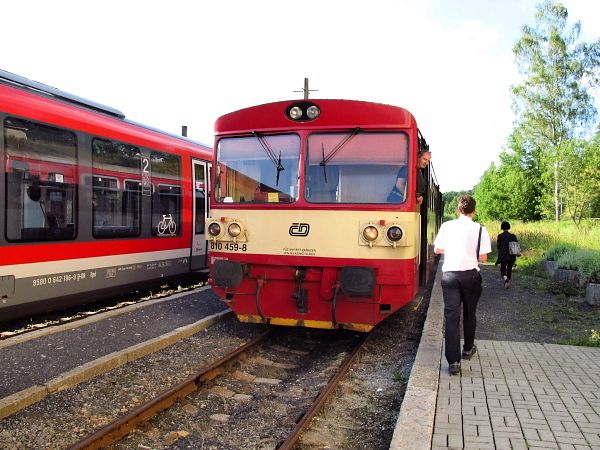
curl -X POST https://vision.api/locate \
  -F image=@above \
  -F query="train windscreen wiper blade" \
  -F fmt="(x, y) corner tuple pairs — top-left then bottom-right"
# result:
(253, 131), (285, 186)
(319, 127), (361, 168)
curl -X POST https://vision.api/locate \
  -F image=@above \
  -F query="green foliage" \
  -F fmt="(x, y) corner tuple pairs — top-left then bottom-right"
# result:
(484, 220), (600, 275)
(557, 139), (600, 224)
(556, 251), (581, 270)
(543, 244), (576, 261)
(561, 329), (600, 347)
(442, 190), (471, 221)
(491, 1), (600, 222)
(393, 371), (407, 384)
(556, 249), (600, 282)
(473, 147), (543, 222)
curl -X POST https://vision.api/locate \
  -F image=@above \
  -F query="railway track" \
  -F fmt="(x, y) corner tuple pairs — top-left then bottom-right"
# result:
(67, 327), (373, 449)
(1, 289), (430, 449)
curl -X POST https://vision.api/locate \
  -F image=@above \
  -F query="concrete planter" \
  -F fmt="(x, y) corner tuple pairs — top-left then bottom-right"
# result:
(553, 268), (580, 285)
(541, 260), (558, 277)
(586, 283), (600, 306)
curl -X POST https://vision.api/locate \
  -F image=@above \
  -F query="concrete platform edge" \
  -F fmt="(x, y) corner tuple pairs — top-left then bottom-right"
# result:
(0, 285), (212, 350)
(389, 267), (443, 450)
(0, 309), (232, 421)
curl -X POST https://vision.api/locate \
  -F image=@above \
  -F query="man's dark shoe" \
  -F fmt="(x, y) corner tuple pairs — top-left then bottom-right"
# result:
(449, 362), (461, 375)
(462, 344), (477, 360)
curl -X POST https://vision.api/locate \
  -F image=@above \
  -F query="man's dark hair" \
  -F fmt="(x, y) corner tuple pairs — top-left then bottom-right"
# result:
(456, 195), (476, 214)
(501, 221), (511, 230)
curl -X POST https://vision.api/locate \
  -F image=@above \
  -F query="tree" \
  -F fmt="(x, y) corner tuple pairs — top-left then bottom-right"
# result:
(512, 1), (600, 221)
(474, 126), (544, 222)
(557, 139), (600, 224)
(474, 154), (543, 222)
(442, 190), (471, 221)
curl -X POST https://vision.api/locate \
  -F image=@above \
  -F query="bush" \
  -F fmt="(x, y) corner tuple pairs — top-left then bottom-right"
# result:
(575, 250), (600, 283)
(544, 244), (576, 261)
(555, 249), (600, 282)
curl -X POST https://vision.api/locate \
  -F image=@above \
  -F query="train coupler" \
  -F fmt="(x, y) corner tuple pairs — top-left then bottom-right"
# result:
(292, 288), (308, 314)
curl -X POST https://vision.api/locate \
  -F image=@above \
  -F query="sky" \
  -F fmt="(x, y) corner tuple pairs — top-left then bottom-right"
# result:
(3, 0), (599, 192)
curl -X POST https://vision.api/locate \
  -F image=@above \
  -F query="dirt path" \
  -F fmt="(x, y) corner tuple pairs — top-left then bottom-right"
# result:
(475, 263), (599, 344)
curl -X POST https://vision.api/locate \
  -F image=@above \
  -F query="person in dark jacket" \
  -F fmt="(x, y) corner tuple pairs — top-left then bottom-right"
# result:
(496, 221), (518, 289)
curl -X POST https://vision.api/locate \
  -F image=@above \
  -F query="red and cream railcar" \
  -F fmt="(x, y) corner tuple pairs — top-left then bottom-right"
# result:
(0, 70), (212, 321)
(207, 99), (441, 332)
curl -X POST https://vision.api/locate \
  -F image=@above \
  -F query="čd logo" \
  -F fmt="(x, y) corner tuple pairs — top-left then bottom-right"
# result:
(289, 223), (310, 236)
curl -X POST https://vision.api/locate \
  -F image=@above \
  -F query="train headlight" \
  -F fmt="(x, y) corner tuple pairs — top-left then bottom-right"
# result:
(386, 226), (403, 242)
(208, 222), (222, 236)
(362, 225), (379, 241)
(306, 105), (320, 119)
(289, 106), (303, 120)
(228, 223), (242, 237)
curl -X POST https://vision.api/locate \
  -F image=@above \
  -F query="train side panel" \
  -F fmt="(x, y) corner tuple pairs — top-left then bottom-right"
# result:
(0, 76), (212, 320)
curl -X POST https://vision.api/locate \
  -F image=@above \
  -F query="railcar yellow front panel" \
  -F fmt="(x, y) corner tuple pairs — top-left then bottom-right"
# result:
(207, 209), (420, 259)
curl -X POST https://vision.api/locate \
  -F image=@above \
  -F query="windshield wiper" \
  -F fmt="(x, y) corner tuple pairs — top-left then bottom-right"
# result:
(321, 143), (327, 183)
(319, 127), (361, 168)
(253, 131), (284, 186)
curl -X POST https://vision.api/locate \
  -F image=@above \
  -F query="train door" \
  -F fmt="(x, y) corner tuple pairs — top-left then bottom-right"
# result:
(419, 165), (430, 286)
(191, 159), (210, 270)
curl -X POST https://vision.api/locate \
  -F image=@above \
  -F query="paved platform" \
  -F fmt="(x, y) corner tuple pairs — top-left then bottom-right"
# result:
(391, 266), (600, 450)
(0, 287), (229, 420)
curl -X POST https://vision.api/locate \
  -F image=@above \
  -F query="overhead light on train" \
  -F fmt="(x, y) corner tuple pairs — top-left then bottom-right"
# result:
(289, 106), (303, 120)
(362, 225), (379, 241)
(286, 102), (320, 121)
(228, 223), (242, 237)
(208, 222), (222, 236)
(306, 105), (320, 119)
(386, 226), (403, 242)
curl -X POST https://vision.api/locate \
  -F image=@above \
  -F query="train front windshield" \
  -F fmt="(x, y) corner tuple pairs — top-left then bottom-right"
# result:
(306, 132), (409, 204)
(216, 133), (300, 203)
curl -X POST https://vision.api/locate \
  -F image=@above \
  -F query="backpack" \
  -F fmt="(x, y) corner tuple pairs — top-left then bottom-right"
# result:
(509, 241), (521, 256)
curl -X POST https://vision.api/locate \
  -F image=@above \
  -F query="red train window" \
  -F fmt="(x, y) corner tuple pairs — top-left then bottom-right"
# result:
(4, 117), (77, 241)
(92, 139), (141, 238)
(150, 151), (181, 237)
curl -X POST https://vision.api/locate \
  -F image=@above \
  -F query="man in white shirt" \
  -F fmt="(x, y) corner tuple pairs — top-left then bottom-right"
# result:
(434, 195), (491, 375)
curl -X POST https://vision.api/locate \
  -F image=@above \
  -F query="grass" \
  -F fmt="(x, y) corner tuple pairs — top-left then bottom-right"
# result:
(476, 219), (600, 347)
(393, 371), (407, 384)
(480, 218), (600, 276)
(560, 329), (600, 347)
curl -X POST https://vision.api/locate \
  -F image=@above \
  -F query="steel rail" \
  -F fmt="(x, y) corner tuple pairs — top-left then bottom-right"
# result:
(67, 329), (273, 450)
(276, 331), (374, 450)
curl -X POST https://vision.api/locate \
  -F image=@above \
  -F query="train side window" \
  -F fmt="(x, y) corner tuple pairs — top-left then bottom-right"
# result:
(92, 139), (141, 238)
(150, 151), (181, 237)
(4, 117), (77, 241)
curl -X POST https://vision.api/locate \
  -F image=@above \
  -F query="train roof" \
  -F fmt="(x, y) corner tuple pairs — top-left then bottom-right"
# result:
(215, 99), (418, 134)
(0, 69), (125, 118)
(0, 69), (211, 150)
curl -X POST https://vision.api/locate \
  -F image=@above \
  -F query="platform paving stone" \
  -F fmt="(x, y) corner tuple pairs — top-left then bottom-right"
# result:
(431, 340), (600, 449)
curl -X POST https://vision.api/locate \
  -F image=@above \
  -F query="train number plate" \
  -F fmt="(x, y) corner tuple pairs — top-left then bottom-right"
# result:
(210, 242), (247, 252)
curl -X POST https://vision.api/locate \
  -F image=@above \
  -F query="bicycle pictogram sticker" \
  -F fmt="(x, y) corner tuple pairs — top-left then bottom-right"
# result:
(157, 214), (177, 235)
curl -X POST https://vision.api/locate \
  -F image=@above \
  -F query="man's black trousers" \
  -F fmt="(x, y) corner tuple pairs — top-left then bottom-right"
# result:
(441, 269), (483, 364)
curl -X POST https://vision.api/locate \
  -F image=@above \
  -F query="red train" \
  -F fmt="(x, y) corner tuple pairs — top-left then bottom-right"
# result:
(207, 98), (442, 332)
(0, 70), (212, 321)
